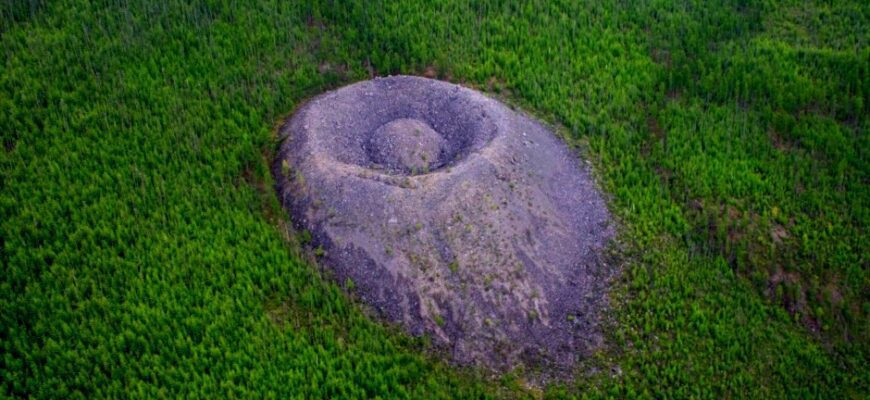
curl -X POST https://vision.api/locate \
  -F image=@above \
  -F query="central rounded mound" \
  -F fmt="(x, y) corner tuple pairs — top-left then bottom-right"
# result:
(368, 118), (446, 174)
(274, 76), (616, 377)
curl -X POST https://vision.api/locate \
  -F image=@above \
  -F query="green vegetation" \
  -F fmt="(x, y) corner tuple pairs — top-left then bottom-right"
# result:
(449, 261), (459, 274)
(1, 0), (866, 398)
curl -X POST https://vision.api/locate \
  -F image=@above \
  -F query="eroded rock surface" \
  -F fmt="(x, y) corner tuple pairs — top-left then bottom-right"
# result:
(274, 76), (615, 374)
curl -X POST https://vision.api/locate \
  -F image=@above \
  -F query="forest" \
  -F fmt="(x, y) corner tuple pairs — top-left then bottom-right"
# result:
(1, 0), (867, 398)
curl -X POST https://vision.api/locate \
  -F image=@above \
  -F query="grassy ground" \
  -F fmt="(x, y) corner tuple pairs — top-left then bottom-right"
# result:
(1, 0), (866, 398)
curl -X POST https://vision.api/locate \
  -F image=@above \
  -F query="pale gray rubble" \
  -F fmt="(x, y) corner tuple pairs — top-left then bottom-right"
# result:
(274, 75), (616, 376)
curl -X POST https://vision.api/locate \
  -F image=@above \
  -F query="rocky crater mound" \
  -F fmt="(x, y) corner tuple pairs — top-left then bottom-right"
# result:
(274, 76), (616, 374)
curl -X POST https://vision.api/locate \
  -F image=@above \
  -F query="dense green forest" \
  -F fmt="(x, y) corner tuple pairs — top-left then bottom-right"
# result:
(1, 0), (867, 398)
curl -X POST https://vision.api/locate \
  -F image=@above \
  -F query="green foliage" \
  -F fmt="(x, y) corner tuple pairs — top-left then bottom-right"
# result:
(298, 229), (312, 245)
(1, 0), (866, 398)
(449, 261), (459, 274)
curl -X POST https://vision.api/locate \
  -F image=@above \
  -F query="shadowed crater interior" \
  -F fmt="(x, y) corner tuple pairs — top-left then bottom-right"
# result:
(274, 76), (617, 378)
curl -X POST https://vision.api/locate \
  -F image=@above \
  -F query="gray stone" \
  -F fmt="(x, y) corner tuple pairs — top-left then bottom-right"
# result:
(274, 76), (616, 376)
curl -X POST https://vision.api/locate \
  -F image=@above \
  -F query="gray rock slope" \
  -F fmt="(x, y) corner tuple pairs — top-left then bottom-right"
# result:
(274, 76), (615, 373)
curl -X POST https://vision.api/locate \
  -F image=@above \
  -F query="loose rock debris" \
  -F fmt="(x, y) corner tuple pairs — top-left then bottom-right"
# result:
(274, 76), (616, 375)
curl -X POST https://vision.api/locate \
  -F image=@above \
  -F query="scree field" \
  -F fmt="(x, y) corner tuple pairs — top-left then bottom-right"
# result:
(1, 1), (867, 398)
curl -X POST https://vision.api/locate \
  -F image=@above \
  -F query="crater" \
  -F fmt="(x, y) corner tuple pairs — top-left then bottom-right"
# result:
(274, 76), (617, 379)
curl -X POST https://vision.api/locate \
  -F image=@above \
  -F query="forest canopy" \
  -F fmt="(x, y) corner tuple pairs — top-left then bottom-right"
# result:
(1, 0), (867, 398)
